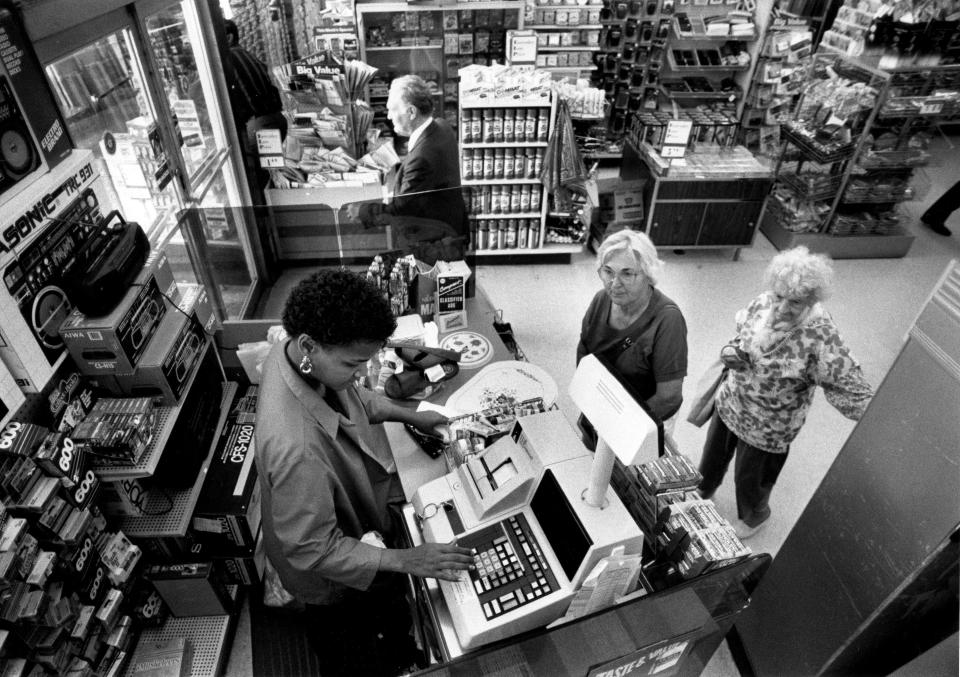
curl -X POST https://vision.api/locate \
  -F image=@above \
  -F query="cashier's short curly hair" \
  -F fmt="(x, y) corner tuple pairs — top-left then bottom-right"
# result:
(597, 228), (664, 286)
(391, 75), (435, 116)
(282, 269), (397, 346)
(764, 246), (833, 303)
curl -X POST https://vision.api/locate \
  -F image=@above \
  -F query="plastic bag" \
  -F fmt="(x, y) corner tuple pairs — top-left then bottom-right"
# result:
(262, 557), (303, 610)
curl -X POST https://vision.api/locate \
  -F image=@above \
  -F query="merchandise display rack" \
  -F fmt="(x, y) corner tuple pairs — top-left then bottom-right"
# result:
(760, 53), (919, 259)
(92, 341), (215, 481)
(524, 1), (602, 76)
(117, 383), (237, 538)
(460, 87), (580, 256)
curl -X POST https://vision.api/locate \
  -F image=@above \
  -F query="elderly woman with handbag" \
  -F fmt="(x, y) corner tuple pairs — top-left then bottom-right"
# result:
(698, 246), (873, 539)
(576, 229), (688, 447)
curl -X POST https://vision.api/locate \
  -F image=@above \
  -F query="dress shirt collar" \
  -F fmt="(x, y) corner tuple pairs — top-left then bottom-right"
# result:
(274, 341), (345, 437)
(407, 117), (433, 153)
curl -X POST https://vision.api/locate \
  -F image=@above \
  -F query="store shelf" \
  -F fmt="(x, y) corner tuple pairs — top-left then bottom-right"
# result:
(463, 178), (542, 186)
(781, 123), (857, 164)
(668, 63), (750, 72)
(92, 341), (212, 481)
(365, 44), (442, 51)
(537, 46), (597, 52)
(473, 243), (582, 255)
(462, 142), (548, 149)
(461, 97), (551, 109)
(526, 23), (602, 29)
(123, 586), (239, 677)
(541, 65), (596, 72)
(117, 382), (237, 538)
(672, 31), (757, 41)
(469, 212), (542, 219)
(660, 87), (739, 100)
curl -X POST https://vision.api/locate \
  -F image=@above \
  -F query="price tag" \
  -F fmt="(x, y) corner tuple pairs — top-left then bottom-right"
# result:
(661, 145), (686, 158)
(506, 30), (538, 65)
(256, 128), (284, 168)
(663, 119), (693, 146)
(919, 101), (943, 115)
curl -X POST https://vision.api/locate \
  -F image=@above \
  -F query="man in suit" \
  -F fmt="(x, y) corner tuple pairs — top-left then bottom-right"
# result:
(357, 75), (467, 244)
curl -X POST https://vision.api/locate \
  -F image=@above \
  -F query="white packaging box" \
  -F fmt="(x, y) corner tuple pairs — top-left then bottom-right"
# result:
(0, 359), (25, 430)
(0, 150), (105, 392)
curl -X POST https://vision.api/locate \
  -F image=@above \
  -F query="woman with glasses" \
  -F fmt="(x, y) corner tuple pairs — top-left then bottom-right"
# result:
(698, 246), (873, 540)
(576, 229), (688, 446)
(255, 269), (473, 676)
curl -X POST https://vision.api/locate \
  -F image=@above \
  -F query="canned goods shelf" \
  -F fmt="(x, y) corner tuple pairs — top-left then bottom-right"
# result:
(463, 178), (542, 185)
(461, 142), (549, 148)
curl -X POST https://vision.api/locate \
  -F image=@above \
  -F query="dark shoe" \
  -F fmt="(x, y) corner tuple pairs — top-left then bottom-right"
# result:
(921, 217), (952, 236)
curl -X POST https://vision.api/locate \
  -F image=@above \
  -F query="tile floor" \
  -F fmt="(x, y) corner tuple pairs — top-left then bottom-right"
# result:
(224, 135), (960, 676)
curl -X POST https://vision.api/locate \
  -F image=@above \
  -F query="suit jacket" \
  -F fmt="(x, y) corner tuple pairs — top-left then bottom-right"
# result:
(387, 118), (467, 237)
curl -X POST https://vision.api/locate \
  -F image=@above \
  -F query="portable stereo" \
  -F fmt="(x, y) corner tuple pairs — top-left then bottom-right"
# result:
(0, 75), (41, 200)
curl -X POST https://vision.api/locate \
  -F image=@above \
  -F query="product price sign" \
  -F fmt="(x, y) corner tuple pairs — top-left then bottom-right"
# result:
(256, 129), (284, 168)
(507, 30), (538, 65)
(919, 100), (944, 115)
(660, 119), (693, 159)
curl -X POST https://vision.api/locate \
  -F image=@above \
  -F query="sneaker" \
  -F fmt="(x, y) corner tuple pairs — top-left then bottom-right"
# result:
(734, 518), (767, 540)
(921, 217), (952, 236)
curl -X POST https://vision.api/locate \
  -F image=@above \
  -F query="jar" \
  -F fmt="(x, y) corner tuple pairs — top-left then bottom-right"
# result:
(461, 150), (473, 180)
(520, 185), (531, 212)
(491, 186), (502, 214)
(505, 219), (518, 248)
(525, 108), (537, 142)
(460, 110), (472, 143)
(482, 108), (495, 143)
(504, 149), (515, 179)
(509, 186), (521, 213)
(483, 149), (494, 180)
(496, 219), (507, 249)
(471, 110), (482, 142)
(492, 109), (504, 143)
(494, 149), (504, 179)
(504, 109), (515, 143)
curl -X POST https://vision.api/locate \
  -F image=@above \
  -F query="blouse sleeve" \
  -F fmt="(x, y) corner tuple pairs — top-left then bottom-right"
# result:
(813, 324), (874, 420)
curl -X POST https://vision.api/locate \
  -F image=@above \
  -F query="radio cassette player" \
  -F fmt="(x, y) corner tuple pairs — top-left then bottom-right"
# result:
(0, 76), (41, 199)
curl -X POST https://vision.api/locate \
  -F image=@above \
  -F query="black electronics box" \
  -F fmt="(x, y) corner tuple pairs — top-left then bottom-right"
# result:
(105, 307), (207, 405)
(190, 415), (261, 552)
(145, 562), (233, 617)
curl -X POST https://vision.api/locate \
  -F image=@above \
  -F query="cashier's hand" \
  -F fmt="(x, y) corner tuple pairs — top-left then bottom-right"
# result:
(411, 411), (452, 442)
(382, 542), (474, 581)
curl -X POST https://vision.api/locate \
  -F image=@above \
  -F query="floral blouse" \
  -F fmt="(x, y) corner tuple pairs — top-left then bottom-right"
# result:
(716, 292), (873, 454)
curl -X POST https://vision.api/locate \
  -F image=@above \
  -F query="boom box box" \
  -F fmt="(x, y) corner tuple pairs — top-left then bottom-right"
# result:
(0, 6), (73, 208)
(0, 150), (106, 392)
(0, 359), (24, 430)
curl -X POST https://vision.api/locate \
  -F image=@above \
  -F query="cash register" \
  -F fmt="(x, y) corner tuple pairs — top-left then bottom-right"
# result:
(412, 410), (646, 650)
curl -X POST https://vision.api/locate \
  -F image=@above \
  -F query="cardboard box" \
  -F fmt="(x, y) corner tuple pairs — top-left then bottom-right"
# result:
(59, 274), (166, 375)
(0, 151), (105, 392)
(0, 360), (24, 431)
(106, 307), (206, 405)
(145, 562), (233, 617)
(434, 260), (472, 332)
(191, 419), (261, 551)
(612, 180), (646, 223)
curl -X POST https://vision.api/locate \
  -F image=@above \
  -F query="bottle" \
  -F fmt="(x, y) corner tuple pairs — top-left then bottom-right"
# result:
(524, 151), (536, 179)
(496, 219), (507, 249)
(506, 219), (518, 248)
(514, 109), (526, 143)
(463, 188), (472, 214)
(471, 109), (482, 142)
(525, 108), (537, 142)
(490, 186), (502, 213)
(514, 150), (525, 179)
(528, 219), (540, 248)
(533, 149), (544, 177)
(483, 149), (494, 180)
(504, 148), (515, 179)
(501, 187), (512, 214)
(489, 221), (500, 250)
(537, 109), (549, 141)
(477, 221), (489, 249)
(530, 187), (541, 212)
(461, 150), (473, 181)
(472, 188), (483, 214)
(520, 185), (531, 212)
(509, 185), (521, 213)
(482, 108), (495, 143)
(460, 110), (472, 143)
(480, 186), (492, 214)
(504, 109), (515, 143)
(494, 149), (504, 179)
(518, 219), (529, 248)
(472, 148), (483, 180)
(492, 109), (504, 143)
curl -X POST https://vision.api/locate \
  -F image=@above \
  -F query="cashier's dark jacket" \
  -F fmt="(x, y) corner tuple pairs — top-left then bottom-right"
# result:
(255, 342), (405, 604)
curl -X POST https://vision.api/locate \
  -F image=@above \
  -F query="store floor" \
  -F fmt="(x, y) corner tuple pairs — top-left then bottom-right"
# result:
(222, 136), (960, 676)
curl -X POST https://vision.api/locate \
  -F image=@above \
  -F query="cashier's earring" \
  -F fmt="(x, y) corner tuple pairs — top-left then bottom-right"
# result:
(299, 354), (313, 375)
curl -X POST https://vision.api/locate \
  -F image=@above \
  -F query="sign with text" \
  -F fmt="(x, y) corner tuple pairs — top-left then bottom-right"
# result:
(256, 129), (284, 168)
(586, 637), (691, 677)
(660, 120), (693, 158)
(506, 30), (538, 65)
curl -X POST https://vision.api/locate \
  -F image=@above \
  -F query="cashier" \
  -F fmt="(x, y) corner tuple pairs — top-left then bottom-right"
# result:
(255, 269), (473, 676)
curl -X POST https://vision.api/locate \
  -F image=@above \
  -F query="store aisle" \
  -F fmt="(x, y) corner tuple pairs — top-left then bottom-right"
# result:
(476, 136), (960, 676)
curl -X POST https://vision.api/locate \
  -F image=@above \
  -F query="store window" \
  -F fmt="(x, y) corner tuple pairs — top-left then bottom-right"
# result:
(44, 29), (183, 246)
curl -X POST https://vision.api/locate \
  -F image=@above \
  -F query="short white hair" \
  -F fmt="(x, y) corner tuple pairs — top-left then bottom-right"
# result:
(764, 246), (833, 302)
(596, 229), (663, 286)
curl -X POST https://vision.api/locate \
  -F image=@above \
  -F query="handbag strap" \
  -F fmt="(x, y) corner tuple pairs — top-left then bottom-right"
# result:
(602, 302), (680, 362)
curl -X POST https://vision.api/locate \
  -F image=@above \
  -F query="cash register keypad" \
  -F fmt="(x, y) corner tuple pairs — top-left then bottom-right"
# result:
(460, 513), (558, 620)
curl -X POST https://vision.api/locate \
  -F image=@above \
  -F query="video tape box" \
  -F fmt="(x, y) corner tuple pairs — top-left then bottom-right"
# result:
(104, 306), (207, 406)
(145, 562), (233, 617)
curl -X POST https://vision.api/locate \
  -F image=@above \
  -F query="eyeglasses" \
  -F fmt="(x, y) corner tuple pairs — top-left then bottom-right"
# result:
(598, 267), (641, 284)
(415, 500), (454, 526)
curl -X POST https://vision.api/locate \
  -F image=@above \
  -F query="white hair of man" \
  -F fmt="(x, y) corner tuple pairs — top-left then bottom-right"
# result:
(390, 75), (435, 117)
(596, 228), (664, 286)
(764, 246), (834, 303)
